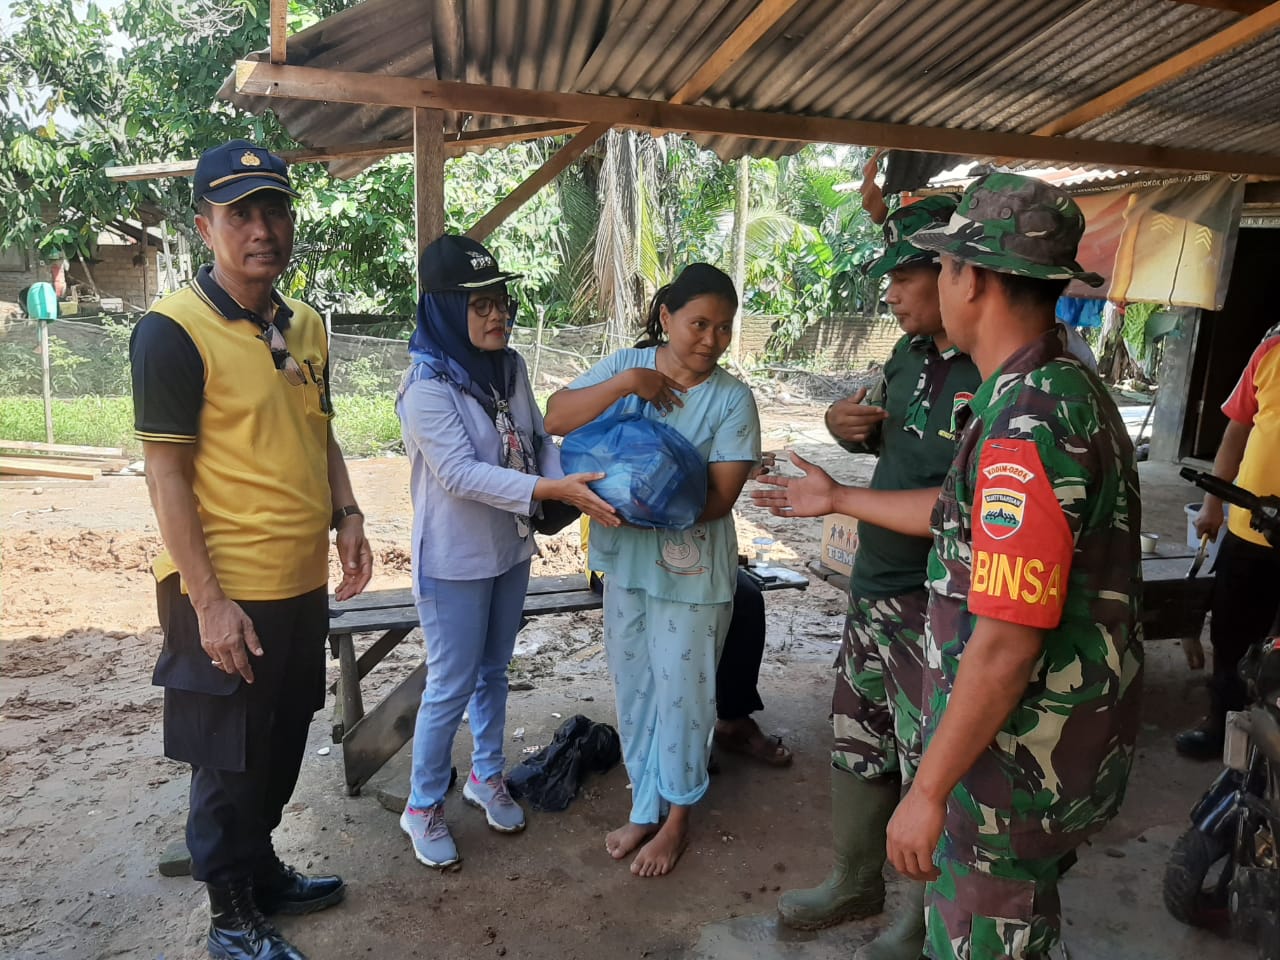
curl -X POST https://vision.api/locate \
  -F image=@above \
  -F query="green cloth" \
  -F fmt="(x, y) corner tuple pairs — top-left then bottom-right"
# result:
(840, 334), (981, 599)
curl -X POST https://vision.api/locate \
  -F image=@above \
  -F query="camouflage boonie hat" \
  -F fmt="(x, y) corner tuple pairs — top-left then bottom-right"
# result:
(908, 172), (1105, 287)
(863, 194), (960, 279)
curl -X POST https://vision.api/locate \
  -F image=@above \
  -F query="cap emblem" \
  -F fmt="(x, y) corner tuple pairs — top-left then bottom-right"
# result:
(240, 152), (262, 167)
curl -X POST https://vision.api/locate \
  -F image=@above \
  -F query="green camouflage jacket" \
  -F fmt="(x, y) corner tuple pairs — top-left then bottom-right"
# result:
(924, 324), (1144, 859)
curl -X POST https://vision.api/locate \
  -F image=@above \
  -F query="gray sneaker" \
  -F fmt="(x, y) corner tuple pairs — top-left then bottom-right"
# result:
(400, 804), (459, 869)
(462, 771), (526, 833)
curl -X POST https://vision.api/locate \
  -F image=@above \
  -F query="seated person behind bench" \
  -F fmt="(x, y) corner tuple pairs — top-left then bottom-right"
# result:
(394, 235), (617, 871)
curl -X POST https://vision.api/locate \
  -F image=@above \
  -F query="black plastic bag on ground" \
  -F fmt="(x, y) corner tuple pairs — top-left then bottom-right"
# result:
(507, 714), (621, 812)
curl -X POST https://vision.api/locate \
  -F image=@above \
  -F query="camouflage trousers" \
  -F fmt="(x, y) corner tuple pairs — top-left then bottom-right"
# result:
(924, 836), (1070, 960)
(831, 589), (928, 782)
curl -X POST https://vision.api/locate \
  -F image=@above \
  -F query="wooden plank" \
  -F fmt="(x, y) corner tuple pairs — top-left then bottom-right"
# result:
(341, 661), (426, 794)
(104, 123), (583, 182)
(521, 588), (607, 615)
(269, 0), (287, 64)
(0, 457), (100, 480)
(808, 560), (850, 594)
(0, 452), (129, 472)
(336, 632), (364, 744)
(414, 107), (446, 262)
(467, 123), (605, 241)
(233, 61), (1280, 176)
(328, 626), (413, 695)
(329, 574), (591, 616)
(0, 440), (123, 457)
(1176, 0), (1271, 13)
(1035, 1), (1280, 136)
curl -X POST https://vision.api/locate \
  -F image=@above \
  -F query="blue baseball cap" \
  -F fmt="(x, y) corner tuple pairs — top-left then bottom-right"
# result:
(193, 139), (300, 207)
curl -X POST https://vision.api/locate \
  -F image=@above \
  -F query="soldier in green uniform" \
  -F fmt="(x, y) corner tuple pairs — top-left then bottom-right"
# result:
(779, 196), (982, 960)
(755, 173), (1143, 960)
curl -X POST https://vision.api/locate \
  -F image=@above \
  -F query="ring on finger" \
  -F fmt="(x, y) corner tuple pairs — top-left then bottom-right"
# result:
(210, 659), (223, 666)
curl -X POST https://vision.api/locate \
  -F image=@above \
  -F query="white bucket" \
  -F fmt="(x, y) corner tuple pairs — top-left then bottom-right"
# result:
(1185, 501), (1229, 566)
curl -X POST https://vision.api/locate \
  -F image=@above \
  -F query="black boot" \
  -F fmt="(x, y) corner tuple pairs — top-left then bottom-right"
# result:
(255, 855), (345, 916)
(207, 879), (308, 960)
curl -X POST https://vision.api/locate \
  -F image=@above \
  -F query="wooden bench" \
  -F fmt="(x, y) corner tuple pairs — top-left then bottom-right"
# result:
(806, 553), (1213, 642)
(327, 566), (809, 795)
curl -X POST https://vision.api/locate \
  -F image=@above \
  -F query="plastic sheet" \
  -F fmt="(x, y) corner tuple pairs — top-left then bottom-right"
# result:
(561, 413), (706, 529)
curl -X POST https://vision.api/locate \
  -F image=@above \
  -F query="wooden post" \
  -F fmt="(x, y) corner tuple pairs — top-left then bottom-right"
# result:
(532, 305), (546, 386)
(413, 107), (445, 290)
(269, 0), (288, 65)
(731, 156), (749, 365)
(38, 321), (53, 443)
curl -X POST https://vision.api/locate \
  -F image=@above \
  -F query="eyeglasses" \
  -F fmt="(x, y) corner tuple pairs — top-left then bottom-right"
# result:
(470, 295), (517, 320)
(256, 320), (307, 386)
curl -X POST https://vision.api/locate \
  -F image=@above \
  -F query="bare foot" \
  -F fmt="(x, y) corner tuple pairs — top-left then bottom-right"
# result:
(631, 810), (689, 877)
(605, 821), (656, 861)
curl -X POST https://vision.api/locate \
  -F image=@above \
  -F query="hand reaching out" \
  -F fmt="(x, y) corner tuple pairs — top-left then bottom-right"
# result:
(749, 451), (839, 518)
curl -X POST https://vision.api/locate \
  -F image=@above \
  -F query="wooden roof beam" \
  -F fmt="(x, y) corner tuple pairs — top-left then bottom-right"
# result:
(234, 61), (1280, 177)
(1035, 0), (1280, 136)
(1174, 1), (1271, 13)
(104, 122), (583, 182)
(466, 0), (803, 240)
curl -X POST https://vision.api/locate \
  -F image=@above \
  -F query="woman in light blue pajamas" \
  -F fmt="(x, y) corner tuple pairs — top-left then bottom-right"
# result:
(544, 264), (760, 878)
(395, 235), (618, 870)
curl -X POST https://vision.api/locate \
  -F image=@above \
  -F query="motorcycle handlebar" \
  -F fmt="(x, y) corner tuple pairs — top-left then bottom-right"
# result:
(1181, 467), (1280, 547)
(1179, 467), (1262, 512)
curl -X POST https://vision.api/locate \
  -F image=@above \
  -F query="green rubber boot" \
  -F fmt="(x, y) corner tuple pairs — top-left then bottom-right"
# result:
(776, 768), (899, 931)
(856, 880), (926, 960)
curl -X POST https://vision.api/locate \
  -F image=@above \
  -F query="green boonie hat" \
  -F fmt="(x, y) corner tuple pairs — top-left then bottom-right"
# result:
(863, 194), (960, 279)
(907, 172), (1105, 287)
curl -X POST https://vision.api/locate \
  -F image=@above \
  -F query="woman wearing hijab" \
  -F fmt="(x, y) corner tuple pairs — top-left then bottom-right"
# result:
(396, 235), (619, 870)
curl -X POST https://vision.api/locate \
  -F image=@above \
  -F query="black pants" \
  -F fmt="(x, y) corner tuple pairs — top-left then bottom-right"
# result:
(1207, 531), (1280, 721)
(155, 576), (328, 884)
(716, 569), (766, 721)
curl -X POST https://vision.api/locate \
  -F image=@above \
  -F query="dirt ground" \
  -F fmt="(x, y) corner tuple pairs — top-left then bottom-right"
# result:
(0, 401), (1246, 960)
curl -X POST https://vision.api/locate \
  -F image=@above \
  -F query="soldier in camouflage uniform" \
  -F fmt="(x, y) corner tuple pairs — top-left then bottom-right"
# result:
(755, 173), (1144, 960)
(779, 197), (982, 960)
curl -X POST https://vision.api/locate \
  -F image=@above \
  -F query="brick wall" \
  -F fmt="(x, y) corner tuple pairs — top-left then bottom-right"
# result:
(739, 313), (902, 370)
(66, 242), (160, 311)
(0, 242), (158, 314)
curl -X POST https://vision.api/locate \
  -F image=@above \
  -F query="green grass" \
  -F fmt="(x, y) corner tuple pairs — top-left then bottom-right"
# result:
(0, 395), (140, 455)
(0, 393), (406, 460)
(331, 394), (403, 457)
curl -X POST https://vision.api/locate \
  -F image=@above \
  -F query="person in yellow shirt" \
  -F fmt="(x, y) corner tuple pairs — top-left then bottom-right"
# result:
(1178, 320), (1280, 759)
(131, 140), (372, 960)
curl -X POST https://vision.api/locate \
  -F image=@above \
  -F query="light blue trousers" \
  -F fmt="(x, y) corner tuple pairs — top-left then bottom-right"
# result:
(603, 582), (732, 825)
(408, 559), (531, 810)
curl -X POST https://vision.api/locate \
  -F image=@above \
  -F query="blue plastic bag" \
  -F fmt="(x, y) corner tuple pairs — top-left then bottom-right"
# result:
(561, 413), (707, 529)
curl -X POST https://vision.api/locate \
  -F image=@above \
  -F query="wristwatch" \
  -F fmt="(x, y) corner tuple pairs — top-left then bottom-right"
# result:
(331, 505), (364, 529)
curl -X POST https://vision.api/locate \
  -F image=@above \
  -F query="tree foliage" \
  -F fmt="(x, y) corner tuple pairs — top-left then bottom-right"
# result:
(0, 1), (884, 344)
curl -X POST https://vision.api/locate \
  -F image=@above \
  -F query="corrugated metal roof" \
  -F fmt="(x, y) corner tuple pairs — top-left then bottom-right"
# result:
(220, 0), (1280, 179)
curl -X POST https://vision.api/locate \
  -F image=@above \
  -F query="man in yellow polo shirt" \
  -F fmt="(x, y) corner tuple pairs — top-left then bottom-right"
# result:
(1178, 320), (1280, 759)
(130, 139), (372, 960)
